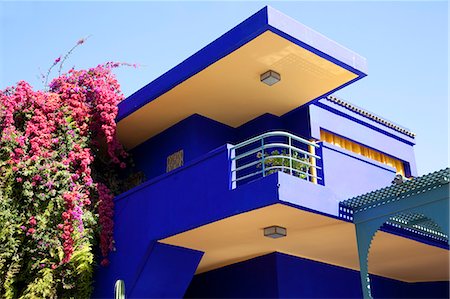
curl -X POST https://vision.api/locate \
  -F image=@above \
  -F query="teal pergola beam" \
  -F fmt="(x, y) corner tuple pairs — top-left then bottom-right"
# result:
(353, 186), (449, 230)
(406, 217), (431, 226)
(342, 169), (449, 299)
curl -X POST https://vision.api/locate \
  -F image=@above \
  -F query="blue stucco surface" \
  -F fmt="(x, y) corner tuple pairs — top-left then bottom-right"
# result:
(96, 95), (433, 298)
(186, 253), (279, 298)
(281, 105), (312, 141)
(131, 114), (234, 179)
(235, 113), (284, 143)
(130, 94), (417, 197)
(185, 252), (449, 298)
(95, 97), (430, 298)
(94, 143), (443, 298)
(130, 102), (413, 205)
(371, 274), (450, 298)
(277, 171), (339, 216)
(93, 146), (282, 298)
(131, 109), (313, 182)
(93, 141), (355, 297)
(128, 243), (203, 298)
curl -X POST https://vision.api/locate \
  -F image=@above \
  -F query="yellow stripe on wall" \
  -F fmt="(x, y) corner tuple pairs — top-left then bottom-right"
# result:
(320, 130), (405, 176)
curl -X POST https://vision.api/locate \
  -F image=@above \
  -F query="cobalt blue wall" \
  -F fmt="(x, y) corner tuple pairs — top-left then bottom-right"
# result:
(371, 274), (450, 299)
(93, 149), (440, 298)
(185, 252), (279, 298)
(129, 243), (203, 298)
(185, 252), (449, 299)
(131, 114), (235, 180)
(282, 105), (312, 140)
(235, 113), (283, 143)
(131, 110), (313, 182)
(235, 106), (312, 143)
(93, 146), (282, 298)
(102, 101), (421, 298)
(131, 98), (416, 192)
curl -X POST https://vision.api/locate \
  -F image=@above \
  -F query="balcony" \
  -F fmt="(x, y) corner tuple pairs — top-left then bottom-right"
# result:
(229, 131), (321, 188)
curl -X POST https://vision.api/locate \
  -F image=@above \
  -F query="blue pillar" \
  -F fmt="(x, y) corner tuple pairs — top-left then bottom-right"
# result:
(128, 242), (203, 298)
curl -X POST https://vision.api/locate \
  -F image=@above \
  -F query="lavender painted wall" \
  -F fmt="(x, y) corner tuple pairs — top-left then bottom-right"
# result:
(309, 103), (417, 177)
(321, 143), (396, 201)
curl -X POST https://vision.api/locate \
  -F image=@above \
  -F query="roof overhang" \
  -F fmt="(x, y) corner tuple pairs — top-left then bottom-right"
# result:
(117, 6), (368, 149)
(160, 204), (449, 282)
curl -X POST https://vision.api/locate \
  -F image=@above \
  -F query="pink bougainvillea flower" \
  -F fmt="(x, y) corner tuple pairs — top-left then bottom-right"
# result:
(100, 258), (109, 267)
(29, 216), (37, 226)
(0, 58), (132, 298)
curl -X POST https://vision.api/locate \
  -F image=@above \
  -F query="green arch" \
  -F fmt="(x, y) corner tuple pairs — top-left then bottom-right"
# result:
(341, 169), (450, 298)
(354, 187), (449, 298)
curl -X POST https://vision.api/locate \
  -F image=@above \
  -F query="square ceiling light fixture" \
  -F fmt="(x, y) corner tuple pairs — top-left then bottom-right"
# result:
(260, 70), (281, 86)
(264, 225), (287, 238)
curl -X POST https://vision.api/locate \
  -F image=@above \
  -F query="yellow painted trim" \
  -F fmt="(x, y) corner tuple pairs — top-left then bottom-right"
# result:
(320, 130), (406, 176)
(308, 142), (317, 184)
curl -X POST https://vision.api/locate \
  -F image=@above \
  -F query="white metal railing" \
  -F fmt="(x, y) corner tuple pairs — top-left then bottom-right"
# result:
(229, 131), (321, 188)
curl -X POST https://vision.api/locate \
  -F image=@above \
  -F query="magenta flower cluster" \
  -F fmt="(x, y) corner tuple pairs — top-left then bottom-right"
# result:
(0, 63), (127, 280)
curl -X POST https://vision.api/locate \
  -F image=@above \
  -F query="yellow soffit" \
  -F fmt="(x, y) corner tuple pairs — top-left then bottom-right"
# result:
(160, 204), (449, 283)
(118, 30), (358, 149)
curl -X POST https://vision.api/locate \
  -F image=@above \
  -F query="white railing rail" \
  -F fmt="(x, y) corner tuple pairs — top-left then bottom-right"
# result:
(229, 131), (321, 188)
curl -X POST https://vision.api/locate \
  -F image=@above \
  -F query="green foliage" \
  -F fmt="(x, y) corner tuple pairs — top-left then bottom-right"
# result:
(20, 268), (56, 299)
(257, 149), (310, 179)
(0, 55), (143, 297)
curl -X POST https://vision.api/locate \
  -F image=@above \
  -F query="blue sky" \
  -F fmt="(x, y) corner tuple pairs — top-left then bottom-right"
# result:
(0, 1), (448, 175)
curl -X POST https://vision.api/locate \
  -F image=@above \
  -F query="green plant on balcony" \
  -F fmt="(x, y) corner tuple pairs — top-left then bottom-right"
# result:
(256, 150), (310, 179)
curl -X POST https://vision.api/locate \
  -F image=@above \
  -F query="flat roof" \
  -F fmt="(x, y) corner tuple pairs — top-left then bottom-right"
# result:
(325, 95), (415, 138)
(118, 6), (368, 149)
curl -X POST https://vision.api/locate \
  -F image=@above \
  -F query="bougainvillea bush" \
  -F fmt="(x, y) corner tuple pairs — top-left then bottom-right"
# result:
(0, 50), (135, 298)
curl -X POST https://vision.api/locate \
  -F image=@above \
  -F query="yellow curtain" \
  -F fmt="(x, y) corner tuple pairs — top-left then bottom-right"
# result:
(320, 130), (405, 176)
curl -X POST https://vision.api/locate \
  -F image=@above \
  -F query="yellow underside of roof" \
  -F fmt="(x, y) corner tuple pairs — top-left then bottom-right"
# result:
(118, 30), (357, 149)
(161, 204), (449, 283)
